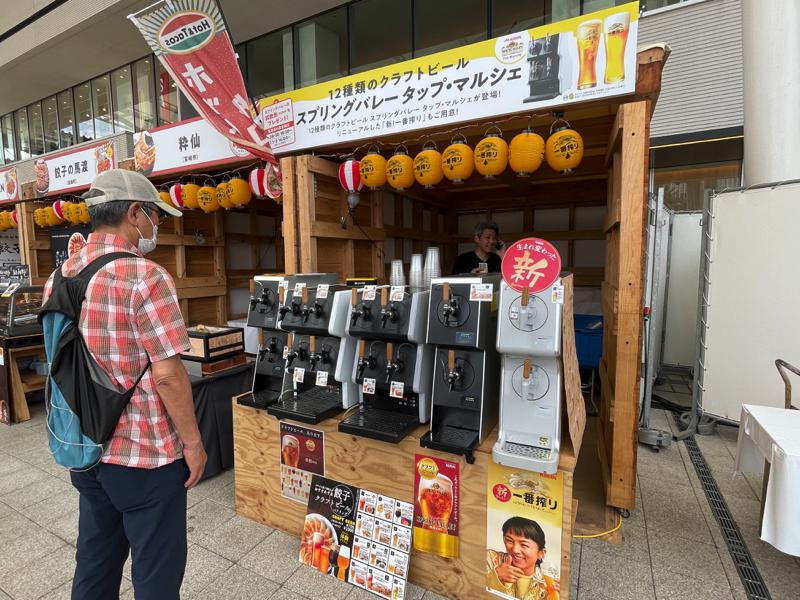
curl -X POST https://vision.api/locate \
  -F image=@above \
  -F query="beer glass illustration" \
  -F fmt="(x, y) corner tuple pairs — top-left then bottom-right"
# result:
(281, 434), (300, 467)
(417, 473), (453, 533)
(604, 12), (630, 83)
(576, 19), (602, 89)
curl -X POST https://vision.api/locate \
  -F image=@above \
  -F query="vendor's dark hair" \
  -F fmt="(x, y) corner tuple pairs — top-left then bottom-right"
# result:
(474, 221), (499, 238)
(502, 516), (546, 564)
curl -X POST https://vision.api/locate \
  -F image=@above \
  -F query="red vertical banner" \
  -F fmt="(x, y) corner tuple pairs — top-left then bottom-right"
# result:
(128, 0), (282, 199)
(412, 455), (460, 558)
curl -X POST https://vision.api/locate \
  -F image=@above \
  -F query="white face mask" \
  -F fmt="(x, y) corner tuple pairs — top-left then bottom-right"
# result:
(136, 209), (158, 255)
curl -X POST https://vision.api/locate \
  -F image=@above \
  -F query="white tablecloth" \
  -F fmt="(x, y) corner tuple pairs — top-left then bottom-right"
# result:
(734, 404), (800, 556)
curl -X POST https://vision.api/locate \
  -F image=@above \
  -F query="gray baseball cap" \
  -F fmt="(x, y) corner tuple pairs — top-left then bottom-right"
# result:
(82, 169), (182, 217)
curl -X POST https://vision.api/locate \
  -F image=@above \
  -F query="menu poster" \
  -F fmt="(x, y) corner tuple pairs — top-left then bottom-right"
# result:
(279, 422), (325, 504)
(412, 455), (460, 559)
(301, 475), (413, 600)
(485, 462), (564, 600)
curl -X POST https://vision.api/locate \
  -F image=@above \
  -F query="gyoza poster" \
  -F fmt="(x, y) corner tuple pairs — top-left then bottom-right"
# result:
(486, 461), (563, 600)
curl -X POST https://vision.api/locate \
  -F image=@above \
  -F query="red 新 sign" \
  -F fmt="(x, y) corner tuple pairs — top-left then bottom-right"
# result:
(501, 237), (562, 293)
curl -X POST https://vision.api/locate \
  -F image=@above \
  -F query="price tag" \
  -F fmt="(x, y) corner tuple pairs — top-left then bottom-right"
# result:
(469, 283), (493, 302)
(316, 370), (329, 386)
(292, 282), (306, 297)
(282, 346), (289, 359)
(362, 377), (376, 395)
(390, 286), (405, 302)
(317, 284), (330, 299)
(293, 367), (305, 384)
(551, 282), (564, 304)
(510, 306), (520, 320)
(362, 285), (377, 301)
(279, 280), (289, 291)
(389, 381), (404, 399)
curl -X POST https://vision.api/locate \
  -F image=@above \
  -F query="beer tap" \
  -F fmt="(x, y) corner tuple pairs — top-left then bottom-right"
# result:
(300, 287), (312, 323)
(278, 285), (292, 320)
(356, 339), (375, 380)
(249, 285), (273, 312)
(285, 333), (299, 368)
(384, 342), (404, 383)
(520, 358), (534, 401)
(441, 282), (459, 326)
(350, 288), (370, 326)
(307, 336), (320, 372)
(518, 287), (534, 327)
(446, 350), (462, 393)
(379, 287), (398, 328)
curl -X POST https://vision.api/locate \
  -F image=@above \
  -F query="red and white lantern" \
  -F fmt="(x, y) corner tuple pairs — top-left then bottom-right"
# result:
(10, 209), (17, 227)
(53, 200), (65, 221)
(338, 159), (363, 211)
(169, 183), (185, 209)
(249, 166), (283, 202)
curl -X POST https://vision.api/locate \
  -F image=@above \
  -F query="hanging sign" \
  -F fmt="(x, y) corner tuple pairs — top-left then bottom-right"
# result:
(259, 2), (639, 153)
(279, 422), (326, 504)
(33, 141), (114, 197)
(412, 455), (460, 559)
(133, 117), (253, 177)
(486, 462), (564, 600)
(0, 167), (19, 203)
(128, 0), (282, 198)
(501, 237), (562, 294)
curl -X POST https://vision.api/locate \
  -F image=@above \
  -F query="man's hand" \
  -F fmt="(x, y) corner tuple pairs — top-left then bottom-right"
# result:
(495, 557), (525, 585)
(182, 439), (207, 489)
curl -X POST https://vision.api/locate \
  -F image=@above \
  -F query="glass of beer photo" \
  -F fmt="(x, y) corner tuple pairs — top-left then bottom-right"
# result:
(604, 12), (630, 83)
(417, 474), (454, 533)
(281, 435), (300, 467)
(337, 546), (350, 581)
(576, 19), (602, 89)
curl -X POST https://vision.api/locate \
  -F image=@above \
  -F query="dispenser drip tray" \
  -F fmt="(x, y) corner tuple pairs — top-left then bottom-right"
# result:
(237, 389), (280, 410)
(420, 426), (479, 463)
(339, 407), (419, 443)
(267, 387), (343, 424)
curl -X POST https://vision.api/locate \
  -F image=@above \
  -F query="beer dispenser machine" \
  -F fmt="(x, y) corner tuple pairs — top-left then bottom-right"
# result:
(493, 279), (563, 474)
(267, 275), (358, 424)
(339, 285), (433, 443)
(420, 274), (501, 463)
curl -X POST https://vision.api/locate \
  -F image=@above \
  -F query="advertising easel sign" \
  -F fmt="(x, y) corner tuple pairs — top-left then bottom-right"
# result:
(486, 461), (564, 600)
(501, 237), (562, 293)
(412, 455), (460, 558)
(279, 422), (325, 503)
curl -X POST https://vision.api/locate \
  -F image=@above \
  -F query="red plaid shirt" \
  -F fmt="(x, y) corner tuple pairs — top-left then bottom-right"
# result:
(43, 233), (190, 468)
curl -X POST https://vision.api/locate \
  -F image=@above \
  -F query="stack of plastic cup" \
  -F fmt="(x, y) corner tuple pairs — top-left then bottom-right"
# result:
(390, 260), (406, 287)
(409, 254), (424, 292)
(423, 246), (441, 289)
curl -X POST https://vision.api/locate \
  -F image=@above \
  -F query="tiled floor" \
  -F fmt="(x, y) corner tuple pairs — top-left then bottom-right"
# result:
(1, 398), (799, 600)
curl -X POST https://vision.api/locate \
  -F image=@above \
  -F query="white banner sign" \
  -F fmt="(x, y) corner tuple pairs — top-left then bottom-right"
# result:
(134, 116), (254, 177)
(34, 141), (115, 197)
(0, 167), (19, 204)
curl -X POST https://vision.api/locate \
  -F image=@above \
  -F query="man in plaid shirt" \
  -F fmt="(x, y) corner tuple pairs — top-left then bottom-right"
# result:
(43, 169), (207, 600)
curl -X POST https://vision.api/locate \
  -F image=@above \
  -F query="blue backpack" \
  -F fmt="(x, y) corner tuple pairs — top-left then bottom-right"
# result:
(39, 252), (149, 470)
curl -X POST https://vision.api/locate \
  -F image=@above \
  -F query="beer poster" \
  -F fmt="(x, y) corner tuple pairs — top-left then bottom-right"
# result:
(279, 422), (325, 504)
(486, 462), (564, 600)
(301, 475), (413, 599)
(412, 455), (460, 559)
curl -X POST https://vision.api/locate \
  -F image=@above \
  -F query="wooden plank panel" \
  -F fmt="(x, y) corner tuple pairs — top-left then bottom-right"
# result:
(311, 222), (386, 241)
(604, 153), (622, 232)
(601, 281), (619, 336)
(296, 155), (317, 273)
(185, 246), (216, 277)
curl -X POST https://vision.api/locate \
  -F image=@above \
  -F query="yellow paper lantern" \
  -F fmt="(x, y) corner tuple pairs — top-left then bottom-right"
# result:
(509, 129), (545, 176)
(413, 142), (444, 189)
(182, 182), (201, 210)
(33, 208), (47, 228)
(9, 210), (17, 229)
(197, 183), (220, 213)
(216, 182), (233, 210)
(227, 177), (252, 208)
(159, 190), (174, 209)
(442, 134), (475, 183)
(76, 202), (91, 224)
(60, 202), (75, 224)
(0, 212), (10, 231)
(474, 127), (509, 179)
(545, 120), (584, 174)
(359, 148), (387, 190)
(45, 206), (63, 227)
(386, 146), (415, 191)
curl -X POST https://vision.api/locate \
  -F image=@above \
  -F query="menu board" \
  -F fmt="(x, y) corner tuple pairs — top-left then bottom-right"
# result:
(280, 422), (325, 504)
(301, 475), (413, 600)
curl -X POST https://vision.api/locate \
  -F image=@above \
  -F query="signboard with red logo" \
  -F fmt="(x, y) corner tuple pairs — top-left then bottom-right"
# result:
(412, 455), (460, 559)
(0, 167), (19, 204)
(486, 461), (564, 599)
(501, 237), (562, 293)
(129, 0), (282, 198)
(33, 141), (114, 197)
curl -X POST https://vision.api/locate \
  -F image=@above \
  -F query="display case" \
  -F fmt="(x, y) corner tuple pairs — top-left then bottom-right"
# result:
(0, 286), (44, 337)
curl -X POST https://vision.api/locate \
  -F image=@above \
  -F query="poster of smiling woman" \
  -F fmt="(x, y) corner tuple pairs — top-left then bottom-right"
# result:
(486, 462), (564, 600)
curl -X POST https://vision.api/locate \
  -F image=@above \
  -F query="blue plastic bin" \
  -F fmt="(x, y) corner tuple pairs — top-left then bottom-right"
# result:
(573, 314), (603, 369)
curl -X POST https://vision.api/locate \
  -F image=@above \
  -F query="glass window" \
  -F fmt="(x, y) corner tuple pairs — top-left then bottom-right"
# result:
(248, 28), (294, 99)
(111, 66), (134, 133)
(583, 0), (628, 13)
(2, 115), (14, 163)
(551, 0), (580, 22)
(42, 96), (59, 153)
(492, 0), (547, 36)
(74, 82), (94, 142)
(28, 102), (44, 156)
(133, 57), (156, 131)
(644, 0), (689, 11)
(414, 0), (487, 58)
(156, 62), (179, 126)
(57, 90), (76, 148)
(14, 108), (30, 160)
(294, 9), (348, 87)
(92, 75), (113, 138)
(654, 162), (741, 211)
(350, 0), (412, 74)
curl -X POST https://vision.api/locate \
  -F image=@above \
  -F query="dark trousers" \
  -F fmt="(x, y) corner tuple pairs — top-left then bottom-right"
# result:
(70, 459), (189, 600)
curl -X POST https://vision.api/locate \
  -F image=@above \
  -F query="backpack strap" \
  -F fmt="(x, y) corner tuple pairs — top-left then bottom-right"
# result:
(73, 251), (138, 285)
